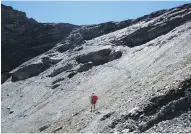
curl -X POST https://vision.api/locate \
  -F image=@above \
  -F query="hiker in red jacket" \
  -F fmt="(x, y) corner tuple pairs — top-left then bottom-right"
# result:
(90, 93), (98, 112)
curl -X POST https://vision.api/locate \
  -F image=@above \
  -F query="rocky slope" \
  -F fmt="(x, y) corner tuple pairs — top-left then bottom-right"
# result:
(1, 4), (78, 74)
(1, 3), (191, 133)
(1, 4), (135, 83)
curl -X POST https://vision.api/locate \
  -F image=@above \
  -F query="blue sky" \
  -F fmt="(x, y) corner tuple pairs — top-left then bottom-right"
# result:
(2, 1), (191, 25)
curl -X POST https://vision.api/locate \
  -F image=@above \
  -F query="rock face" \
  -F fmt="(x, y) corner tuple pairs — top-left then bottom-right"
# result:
(1, 3), (191, 133)
(10, 56), (62, 82)
(1, 3), (172, 82)
(114, 4), (191, 47)
(1, 4), (79, 77)
(76, 48), (122, 65)
(1, 4), (134, 80)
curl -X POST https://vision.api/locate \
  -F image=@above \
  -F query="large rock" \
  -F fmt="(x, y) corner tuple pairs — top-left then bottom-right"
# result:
(10, 56), (61, 81)
(76, 49), (122, 66)
(11, 62), (47, 82)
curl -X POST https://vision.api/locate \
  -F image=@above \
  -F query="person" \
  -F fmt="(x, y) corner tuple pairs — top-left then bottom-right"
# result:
(90, 93), (98, 112)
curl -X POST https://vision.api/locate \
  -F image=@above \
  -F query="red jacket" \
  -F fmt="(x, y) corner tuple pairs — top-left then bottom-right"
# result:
(91, 95), (98, 103)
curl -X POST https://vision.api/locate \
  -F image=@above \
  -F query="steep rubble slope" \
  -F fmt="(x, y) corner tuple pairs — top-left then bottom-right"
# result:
(1, 4), (135, 80)
(1, 3), (191, 133)
(1, 3), (170, 83)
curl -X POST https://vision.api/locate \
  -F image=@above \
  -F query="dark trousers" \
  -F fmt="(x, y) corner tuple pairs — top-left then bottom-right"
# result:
(91, 102), (96, 112)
